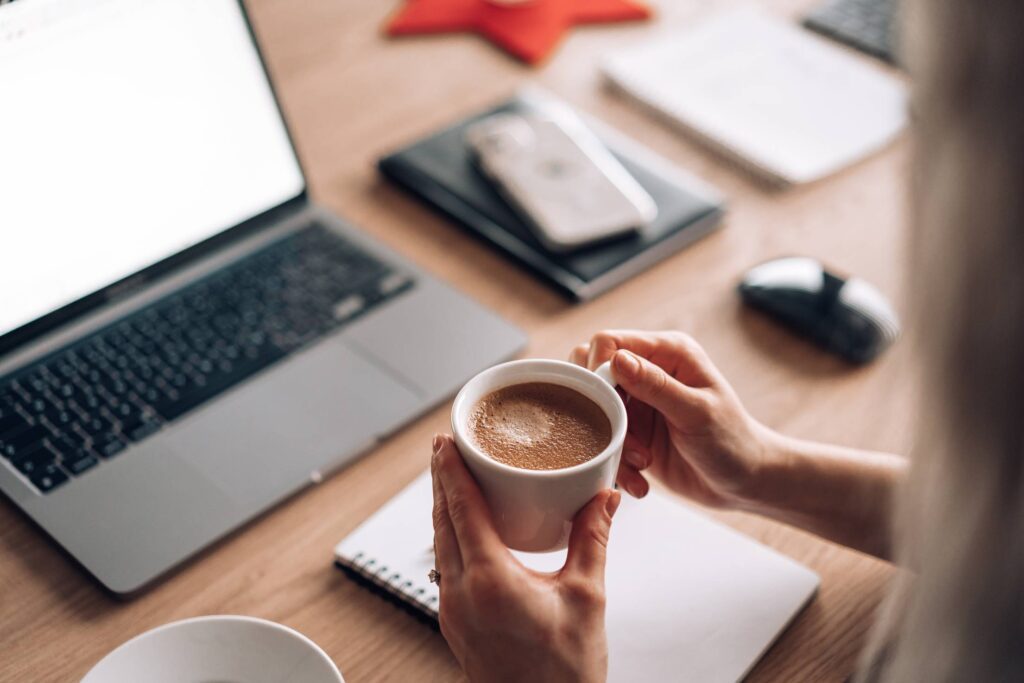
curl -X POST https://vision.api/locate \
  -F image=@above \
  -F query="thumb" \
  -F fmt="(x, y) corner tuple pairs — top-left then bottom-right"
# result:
(563, 489), (621, 584)
(611, 350), (706, 425)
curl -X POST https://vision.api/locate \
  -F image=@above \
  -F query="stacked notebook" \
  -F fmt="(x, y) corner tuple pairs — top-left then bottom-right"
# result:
(378, 90), (726, 301)
(334, 472), (819, 682)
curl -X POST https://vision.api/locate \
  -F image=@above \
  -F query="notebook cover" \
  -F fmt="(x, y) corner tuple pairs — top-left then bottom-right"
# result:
(378, 89), (726, 301)
(602, 11), (907, 185)
(334, 472), (820, 683)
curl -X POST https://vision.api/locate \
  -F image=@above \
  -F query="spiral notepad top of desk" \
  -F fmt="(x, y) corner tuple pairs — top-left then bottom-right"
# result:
(334, 474), (442, 619)
(334, 472), (819, 682)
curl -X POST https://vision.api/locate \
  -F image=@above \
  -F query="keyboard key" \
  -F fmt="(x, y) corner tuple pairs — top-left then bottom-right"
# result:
(43, 407), (76, 430)
(0, 411), (28, 437)
(0, 424), (50, 460)
(69, 391), (103, 414)
(30, 462), (69, 493)
(123, 418), (162, 442)
(62, 451), (99, 476)
(378, 272), (411, 296)
(49, 431), (89, 456)
(108, 399), (140, 424)
(25, 397), (49, 415)
(11, 444), (56, 476)
(95, 435), (128, 459)
(332, 295), (365, 320)
(78, 415), (112, 438)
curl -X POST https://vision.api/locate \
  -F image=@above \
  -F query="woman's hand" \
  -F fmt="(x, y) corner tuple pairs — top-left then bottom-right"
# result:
(571, 330), (775, 508)
(431, 434), (620, 683)
(571, 330), (908, 559)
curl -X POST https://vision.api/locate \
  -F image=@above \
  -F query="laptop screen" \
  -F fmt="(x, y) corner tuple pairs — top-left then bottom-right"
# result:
(0, 0), (304, 345)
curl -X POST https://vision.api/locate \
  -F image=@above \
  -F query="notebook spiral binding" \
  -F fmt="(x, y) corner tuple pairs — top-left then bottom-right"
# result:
(335, 551), (440, 628)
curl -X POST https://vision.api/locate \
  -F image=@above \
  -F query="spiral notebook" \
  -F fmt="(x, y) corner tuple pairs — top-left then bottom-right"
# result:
(333, 472), (819, 682)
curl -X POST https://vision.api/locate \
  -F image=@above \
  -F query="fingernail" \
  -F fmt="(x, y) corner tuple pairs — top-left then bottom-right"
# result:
(605, 490), (622, 518)
(614, 350), (640, 377)
(624, 449), (645, 469)
(432, 434), (444, 454)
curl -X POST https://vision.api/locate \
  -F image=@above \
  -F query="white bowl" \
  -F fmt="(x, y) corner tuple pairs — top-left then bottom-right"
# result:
(83, 615), (344, 683)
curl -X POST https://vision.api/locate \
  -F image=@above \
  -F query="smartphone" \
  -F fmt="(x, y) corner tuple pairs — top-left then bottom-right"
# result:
(465, 111), (657, 253)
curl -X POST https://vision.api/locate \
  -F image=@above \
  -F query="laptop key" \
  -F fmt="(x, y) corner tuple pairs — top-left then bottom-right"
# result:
(11, 444), (56, 476)
(79, 415), (113, 437)
(62, 451), (100, 476)
(378, 272), (411, 296)
(0, 411), (29, 437)
(49, 431), (89, 457)
(43, 406), (76, 430)
(332, 295), (365, 321)
(108, 399), (140, 424)
(95, 435), (128, 459)
(123, 418), (162, 442)
(30, 462), (69, 493)
(0, 424), (50, 459)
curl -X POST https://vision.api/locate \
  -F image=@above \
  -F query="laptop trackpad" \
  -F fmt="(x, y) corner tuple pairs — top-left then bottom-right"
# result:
(169, 336), (423, 508)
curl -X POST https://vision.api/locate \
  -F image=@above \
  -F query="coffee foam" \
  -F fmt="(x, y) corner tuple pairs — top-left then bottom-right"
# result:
(468, 382), (611, 471)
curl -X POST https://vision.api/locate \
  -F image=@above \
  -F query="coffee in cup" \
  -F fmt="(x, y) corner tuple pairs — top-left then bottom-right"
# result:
(452, 359), (626, 552)
(468, 382), (612, 471)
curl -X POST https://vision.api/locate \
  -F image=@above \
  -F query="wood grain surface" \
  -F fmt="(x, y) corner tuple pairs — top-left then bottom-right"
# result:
(0, 1), (914, 680)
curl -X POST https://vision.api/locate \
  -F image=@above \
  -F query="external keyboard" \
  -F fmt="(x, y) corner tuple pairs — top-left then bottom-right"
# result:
(0, 223), (414, 494)
(803, 0), (898, 64)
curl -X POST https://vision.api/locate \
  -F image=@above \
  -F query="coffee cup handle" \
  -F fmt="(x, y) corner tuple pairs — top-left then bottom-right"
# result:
(594, 360), (616, 388)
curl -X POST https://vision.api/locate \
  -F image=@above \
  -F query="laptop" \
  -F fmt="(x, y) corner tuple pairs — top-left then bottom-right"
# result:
(0, 0), (525, 595)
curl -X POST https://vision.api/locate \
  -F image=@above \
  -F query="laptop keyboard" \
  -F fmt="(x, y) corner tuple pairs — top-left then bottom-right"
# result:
(0, 223), (414, 494)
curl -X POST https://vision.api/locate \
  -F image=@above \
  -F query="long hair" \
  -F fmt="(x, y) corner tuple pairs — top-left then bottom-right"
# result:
(859, 0), (1024, 679)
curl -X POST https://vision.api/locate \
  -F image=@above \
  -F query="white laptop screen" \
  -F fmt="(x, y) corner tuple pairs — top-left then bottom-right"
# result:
(0, 0), (305, 342)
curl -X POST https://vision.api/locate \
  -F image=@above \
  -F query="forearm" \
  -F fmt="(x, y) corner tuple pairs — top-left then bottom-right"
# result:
(739, 431), (907, 560)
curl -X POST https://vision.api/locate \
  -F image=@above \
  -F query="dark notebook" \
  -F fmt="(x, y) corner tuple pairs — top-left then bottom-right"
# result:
(378, 90), (726, 301)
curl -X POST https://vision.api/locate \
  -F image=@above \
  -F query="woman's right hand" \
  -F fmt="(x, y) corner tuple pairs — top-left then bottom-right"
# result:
(571, 330), (779, 509)
(572, 329), (908, 559)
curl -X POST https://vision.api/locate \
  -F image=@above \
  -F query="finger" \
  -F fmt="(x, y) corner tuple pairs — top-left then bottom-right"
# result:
(621, 445), (653, 471)
(586, 330), (662, 370)
(587, 330), (719, 387)
(434, 435), (507, 566)
(616, 465), (650, 498)
(569, 343), (590, 367)
(625, 396), (656, 451)
(563, 489), (620, 585)
(431, 436), (462, 575)
(615, 454), (651, 496)
(611, 350), (710, 430)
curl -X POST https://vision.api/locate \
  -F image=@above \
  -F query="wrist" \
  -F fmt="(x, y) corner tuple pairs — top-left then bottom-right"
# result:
(731, 424), (800, 516)
(728, 431), (907, 559)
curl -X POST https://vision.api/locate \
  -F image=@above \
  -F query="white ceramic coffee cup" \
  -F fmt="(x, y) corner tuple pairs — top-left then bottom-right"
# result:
(451, 359), (625, 553)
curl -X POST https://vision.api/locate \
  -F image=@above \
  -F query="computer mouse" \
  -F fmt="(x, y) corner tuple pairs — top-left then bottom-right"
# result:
(738, 256), (900, 363)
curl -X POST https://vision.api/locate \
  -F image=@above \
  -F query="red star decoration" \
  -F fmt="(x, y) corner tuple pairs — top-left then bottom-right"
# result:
(386, 0), (652, 65)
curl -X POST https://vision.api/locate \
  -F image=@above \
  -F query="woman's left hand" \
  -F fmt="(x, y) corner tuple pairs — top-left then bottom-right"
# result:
(431, 434), (621, 683)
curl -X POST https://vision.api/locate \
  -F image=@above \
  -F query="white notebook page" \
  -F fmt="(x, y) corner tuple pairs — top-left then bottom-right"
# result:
(335, 472), (818, 682)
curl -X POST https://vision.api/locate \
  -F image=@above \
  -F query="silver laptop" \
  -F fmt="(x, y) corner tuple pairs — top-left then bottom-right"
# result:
(0, 0), (524, 595)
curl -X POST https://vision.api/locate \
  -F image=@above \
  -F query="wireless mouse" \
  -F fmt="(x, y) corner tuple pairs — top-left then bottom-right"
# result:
(738, 256), (900, 363)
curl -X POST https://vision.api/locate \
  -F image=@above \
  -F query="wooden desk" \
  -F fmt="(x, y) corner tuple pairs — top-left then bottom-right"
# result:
(0, 1), (913, 680)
